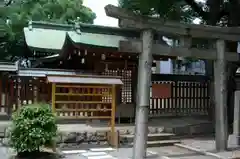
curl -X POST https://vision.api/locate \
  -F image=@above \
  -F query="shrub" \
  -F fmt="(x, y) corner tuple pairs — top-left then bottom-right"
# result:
(9, 103), (57, 154)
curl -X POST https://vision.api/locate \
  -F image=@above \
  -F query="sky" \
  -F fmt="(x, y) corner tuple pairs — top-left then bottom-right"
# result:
(83, 0), (119, 27)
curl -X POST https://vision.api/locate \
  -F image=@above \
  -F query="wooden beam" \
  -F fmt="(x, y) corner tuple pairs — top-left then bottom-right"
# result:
(105, 5), (240, 41)
(119, 40), (239, 61)
(105, 4), (141, 21)
(233, 91), (240, 146)
(179, 36), (192, 48)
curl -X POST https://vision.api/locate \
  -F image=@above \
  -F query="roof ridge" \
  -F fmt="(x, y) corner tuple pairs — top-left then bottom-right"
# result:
(30, 20), (140, 33)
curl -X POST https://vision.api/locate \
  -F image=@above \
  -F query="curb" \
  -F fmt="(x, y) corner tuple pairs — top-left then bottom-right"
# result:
(160, 156), (171, 159)
(174, 143), (224, 159)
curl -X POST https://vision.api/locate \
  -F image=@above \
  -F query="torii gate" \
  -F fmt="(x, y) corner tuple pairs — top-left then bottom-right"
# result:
(105, 4), (240, 159)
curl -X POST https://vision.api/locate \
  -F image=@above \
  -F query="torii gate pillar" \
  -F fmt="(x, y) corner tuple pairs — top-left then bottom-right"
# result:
(214, 39), (228, 151)
(133, 30), (153, 159)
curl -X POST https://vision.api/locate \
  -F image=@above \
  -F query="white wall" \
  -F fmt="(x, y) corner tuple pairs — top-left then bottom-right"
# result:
(159, 59), (173, 74)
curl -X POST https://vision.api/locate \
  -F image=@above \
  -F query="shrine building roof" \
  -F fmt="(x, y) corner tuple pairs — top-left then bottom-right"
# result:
(24, 21), (141, 51)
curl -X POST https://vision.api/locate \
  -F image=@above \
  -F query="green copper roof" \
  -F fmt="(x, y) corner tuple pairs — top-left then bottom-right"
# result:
(24, 21), (141, 51)
(24, 27), (68, 50)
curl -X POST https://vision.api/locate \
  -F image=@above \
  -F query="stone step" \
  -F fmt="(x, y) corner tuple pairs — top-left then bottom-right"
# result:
(130, 140), (181, 147)
(120, 133), (175, 142)
(163, 123), (214, 136)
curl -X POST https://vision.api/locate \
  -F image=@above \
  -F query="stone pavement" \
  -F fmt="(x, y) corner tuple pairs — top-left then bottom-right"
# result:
(0, 145), (218, 159)
(63, 147), (160, 159)
(63, 146), (220, 159)
(173, 135), (240, 159)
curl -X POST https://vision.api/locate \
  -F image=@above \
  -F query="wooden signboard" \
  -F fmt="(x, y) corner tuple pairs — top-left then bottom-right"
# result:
(152, 83), (171, 98)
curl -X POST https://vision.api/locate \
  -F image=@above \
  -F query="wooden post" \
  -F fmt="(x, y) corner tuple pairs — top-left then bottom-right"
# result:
(214, 39), (228, 151)
(50, 84), (57, 153)
(133, 30), (153, 159)
(233, 91), (240, 145)
(8, 80), (13, 115)
(17, 78), (21, 108)
(51, 83), (56, 112)
(0, 79), (2, 110)
(111, 84), (116, 147)
(5, 79), (9, 115)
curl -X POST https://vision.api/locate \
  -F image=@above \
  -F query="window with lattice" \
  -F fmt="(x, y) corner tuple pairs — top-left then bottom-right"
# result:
(102, 69), (133, 104)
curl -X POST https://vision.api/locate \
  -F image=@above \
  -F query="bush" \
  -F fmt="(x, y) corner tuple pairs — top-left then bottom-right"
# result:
(9, 103), (57, 154)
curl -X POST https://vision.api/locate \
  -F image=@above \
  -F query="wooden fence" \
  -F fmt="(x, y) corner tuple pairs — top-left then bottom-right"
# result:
(150, 74), (210, 117)
(0, 74), (210, 119)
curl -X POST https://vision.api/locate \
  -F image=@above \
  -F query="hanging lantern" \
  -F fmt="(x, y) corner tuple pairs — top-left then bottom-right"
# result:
(68, 55), (71, 60)
(84, 49), (87, 55)
(78, 50), (81, 56)
(81, 58), (85, 64)
(105, 63), (108, 71)
(101, 54), (106, 60)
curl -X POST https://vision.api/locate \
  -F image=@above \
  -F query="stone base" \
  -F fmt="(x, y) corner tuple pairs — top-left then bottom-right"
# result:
(164, 123), (214, 136)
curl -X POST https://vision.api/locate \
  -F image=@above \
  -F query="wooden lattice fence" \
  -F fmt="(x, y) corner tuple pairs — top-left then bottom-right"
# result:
(150, 74), (210, 117)
(0, 74), (210, 119)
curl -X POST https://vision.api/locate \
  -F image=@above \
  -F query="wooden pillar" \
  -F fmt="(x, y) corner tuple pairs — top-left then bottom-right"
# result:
(0, 79), (2, 110)
(5, 79), (9, 115)
(214, 39), (228, 151)
(9, 80), (14, 115)
(111, 84), (116, 147)
(51, 83), (56, 112)
(17, 78), (21, 108)
(233, 91), (240, 145)
(133, 30), (153, 159)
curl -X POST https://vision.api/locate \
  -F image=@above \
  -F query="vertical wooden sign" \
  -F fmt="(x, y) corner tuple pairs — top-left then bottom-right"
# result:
(152, 83), (171, 98)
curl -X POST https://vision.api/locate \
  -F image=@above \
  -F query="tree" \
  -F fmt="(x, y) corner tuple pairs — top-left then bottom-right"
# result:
(119, 0), (240, 132)
(0, 0), (96, 60)
(119, 0), (201, 23)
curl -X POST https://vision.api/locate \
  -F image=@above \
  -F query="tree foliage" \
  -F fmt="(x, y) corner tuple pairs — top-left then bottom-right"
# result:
(0, 0), (96, 60)
(118, 0), (201, 23)
(119, 0), (240, 27)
